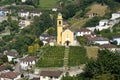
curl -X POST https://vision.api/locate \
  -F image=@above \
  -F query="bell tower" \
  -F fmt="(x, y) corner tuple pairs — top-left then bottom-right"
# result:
(57, 13), (63, 45)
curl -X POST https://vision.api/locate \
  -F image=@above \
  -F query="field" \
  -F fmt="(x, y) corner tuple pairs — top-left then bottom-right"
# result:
(88, 3), (108, 16)
(39, 0), (58, 9)
(36, 46), (65, 67)
(85, 46), (98, 59)
(68, 46), (88, 66)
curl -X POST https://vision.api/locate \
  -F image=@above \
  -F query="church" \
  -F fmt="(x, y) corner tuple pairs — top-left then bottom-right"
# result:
(57, 13), (74, 46)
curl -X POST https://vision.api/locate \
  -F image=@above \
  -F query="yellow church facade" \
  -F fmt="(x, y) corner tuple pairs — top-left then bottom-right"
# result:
(57, 13), (74, 46)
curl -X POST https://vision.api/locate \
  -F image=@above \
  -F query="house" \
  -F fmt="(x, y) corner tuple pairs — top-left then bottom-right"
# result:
(75, 28), (92, 36)
(20, 56), (36, 70)
(21, 0), (26, 3)
(96, 19), (110, 31)
(30, 11), (42, 17)
(86, 12), (97, 18)
(99, 19), (109, 26)
(40, 71), (63, 80)
(40, 34), (50, 40)
(0, 63), (10, 73)
(99, 44), (117, 52)
(19, 20), (30, 29)
(18, 10), (29, 18)
(111, 11), (120, 20)
(39, 34), (51, 45)
(88, 37), (109, 45)
(108, 19), (119, 27)
(0, 9), (10, 16)
(112, 36), (120, 45)
(0, 71), (21, 80)
(5, 51), (18, 62)
(52, 7), (58, 12)
(30, 77), (40, 80)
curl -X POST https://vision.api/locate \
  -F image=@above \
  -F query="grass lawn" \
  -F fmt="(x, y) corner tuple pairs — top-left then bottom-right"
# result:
(68, 46), (88, 66)
(39, 0), (58, 9)
(70, 18), (90, 29)
(85, 46), (98, 59)
(36, 46), (65, 67)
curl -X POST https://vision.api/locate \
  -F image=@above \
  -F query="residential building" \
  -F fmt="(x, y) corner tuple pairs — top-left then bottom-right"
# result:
(18, 10), (29, 18)
(5, 51), (18, 62)
(0, 63), (10, 73)
(30, 11), (42, 17)
(20, 56), (36, 70)
(112, 36), (120, 45)
(0, 9), (10, 16)
(75, 28), (92, 36)
(88, 37), (109, 45)
(99, 44), (117, 52)
(40, 71), (63, 80)
(0, 71), (21, 80)
(111, 11), (120, 20)
(19, 20), (30, 29)
(21, 0), (26, 3)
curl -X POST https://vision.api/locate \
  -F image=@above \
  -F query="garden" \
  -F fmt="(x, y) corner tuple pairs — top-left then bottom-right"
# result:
(36, 46), (65, 67)
(68, 46), (88, 66)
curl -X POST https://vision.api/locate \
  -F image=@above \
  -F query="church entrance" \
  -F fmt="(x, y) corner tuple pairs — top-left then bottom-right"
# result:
(65, 40), (70, 46)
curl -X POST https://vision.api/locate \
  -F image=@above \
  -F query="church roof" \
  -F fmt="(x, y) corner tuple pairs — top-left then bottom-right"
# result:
(62, 28), (74, 33)
(58, 13), (62, 16)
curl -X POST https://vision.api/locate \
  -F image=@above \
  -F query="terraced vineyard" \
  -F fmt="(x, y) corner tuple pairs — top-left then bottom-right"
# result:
(68, 46), (88, 66)
(36, 46), (65, 67)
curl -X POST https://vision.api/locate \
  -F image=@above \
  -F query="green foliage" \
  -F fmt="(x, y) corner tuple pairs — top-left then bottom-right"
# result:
(0, 0), (14, 6)
(47, 27), (55, 36)
(100, 22), (120, 39)
(83, 16), (102, 27)
(6, 35), (35, 55)
(39, 0), (58, 9)
(2, 55), (8, 63)
(24, 12), (53, 37)
(5, 65), (13, 71)
(68, 46), (88, 66)
(76, 36), (87, 45)
(83, 50), (120, 79)
(36, 46), (65, 67)
(61, 75), (76, 80)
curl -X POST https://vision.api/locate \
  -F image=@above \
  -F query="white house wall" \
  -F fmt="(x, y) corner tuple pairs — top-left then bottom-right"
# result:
(20, 61), (35, 70)
(111, 13), (120, 20)
(7, 55), (15, 62)
(94, 41), (109, 45)
(113, 38), (120, 45)
(40, 76), (62, 80)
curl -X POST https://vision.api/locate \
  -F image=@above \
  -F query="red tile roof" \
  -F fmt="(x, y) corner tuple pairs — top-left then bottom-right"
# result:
(30, 78), (40, 80)
(21, 56), (36, 62)
(99, 44), (117, 48)
(88, 37), (109, 41)
(6, 51), (18, 57)
(75, 28), (91, 32)
(0, 63), (10, 71)
(0, 71), (20, 79)
(40, 71), (62, 78)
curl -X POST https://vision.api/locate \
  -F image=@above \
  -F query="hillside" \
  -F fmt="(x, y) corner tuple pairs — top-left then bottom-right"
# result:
(39, 0), (58, 9)
(69, 3), (108, 29)
(88, 3), (108, 16)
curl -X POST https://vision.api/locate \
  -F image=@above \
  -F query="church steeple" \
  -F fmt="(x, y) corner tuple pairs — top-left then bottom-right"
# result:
(57, 13), (63, 45)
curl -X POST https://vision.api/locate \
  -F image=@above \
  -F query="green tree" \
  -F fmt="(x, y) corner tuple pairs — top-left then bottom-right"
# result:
(76, 36), (87, 45)
(2, 55), (8, 62)
(83, 50), (120, 79)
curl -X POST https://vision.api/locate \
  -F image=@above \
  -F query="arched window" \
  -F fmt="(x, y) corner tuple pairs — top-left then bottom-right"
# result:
(59, 21), (61, 25)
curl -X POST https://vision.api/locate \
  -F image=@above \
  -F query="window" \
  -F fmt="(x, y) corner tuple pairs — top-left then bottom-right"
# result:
(59, 21), (61, 25)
